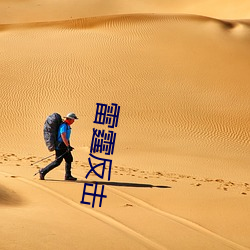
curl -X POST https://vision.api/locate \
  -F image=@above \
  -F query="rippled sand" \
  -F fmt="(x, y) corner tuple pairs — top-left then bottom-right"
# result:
(1, 1), (250, 250)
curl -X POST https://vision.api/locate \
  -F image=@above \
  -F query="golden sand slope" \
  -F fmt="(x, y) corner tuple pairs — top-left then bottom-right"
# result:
(1, 14), (250, 180)
(0, 157), (250, 250)
(1, 14), (250, 250)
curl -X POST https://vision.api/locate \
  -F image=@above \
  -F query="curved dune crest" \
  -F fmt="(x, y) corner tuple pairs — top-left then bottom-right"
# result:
(1, 0), (250, 24)
(1, 13), (250, 31)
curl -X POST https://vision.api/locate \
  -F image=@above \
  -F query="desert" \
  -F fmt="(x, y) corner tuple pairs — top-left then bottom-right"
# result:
(0, 1), (250, 249)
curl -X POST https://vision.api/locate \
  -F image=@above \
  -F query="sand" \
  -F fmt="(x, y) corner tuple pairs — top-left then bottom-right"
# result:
(0, 1), (250, 250)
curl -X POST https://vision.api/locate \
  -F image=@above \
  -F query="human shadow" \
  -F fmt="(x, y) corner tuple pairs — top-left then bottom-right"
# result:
(46, 179), (171, 189)
(79, 180), (171, 189)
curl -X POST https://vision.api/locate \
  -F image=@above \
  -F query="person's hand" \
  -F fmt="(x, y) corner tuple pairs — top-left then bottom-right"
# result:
(67, 146), (74, 152)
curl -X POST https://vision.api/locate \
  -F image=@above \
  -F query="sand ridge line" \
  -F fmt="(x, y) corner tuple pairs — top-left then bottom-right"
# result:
(0, 171), (168, 250)
(0, 13), (248, 31)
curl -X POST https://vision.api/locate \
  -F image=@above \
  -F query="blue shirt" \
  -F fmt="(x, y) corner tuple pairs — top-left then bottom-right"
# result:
(57, 122), (71, 143)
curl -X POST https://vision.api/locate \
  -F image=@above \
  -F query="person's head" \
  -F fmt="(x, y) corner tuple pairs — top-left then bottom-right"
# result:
(64, 112), (78, 125)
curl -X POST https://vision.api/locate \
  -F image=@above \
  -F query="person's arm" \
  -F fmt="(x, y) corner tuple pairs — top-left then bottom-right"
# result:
(61, 132), (70, 147)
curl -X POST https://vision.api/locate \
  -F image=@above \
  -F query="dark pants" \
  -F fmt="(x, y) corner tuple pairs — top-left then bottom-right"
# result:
(41, 149), (73, 177)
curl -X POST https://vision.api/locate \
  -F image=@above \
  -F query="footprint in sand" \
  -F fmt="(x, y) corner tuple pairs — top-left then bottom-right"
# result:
(124, 203), (133, 207)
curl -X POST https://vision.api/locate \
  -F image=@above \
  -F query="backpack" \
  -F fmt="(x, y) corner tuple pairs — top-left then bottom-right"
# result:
(43, 113), (63, 151)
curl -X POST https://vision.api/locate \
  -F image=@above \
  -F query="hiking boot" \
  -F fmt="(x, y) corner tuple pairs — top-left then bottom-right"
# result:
(39, 170), (45, 180)
(65, 175), (77, 181)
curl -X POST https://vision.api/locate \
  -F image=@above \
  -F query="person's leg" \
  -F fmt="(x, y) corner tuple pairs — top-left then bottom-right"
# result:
(64, 152), (77, 181)
(39, 150), (64, 179)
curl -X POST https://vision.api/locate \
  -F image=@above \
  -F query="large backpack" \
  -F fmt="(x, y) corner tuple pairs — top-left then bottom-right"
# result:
(43, 113), (63, 151)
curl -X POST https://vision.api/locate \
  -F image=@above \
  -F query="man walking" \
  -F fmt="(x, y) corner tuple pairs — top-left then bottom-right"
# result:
(39, 112), (78, 181)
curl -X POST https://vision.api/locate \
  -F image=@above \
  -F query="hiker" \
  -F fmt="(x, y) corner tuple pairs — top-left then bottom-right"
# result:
(39, 112), (78, 181)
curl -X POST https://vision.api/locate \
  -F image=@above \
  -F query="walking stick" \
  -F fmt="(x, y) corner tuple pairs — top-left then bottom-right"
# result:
(31, 153), (55, 166)
(33, 151), (68, 176)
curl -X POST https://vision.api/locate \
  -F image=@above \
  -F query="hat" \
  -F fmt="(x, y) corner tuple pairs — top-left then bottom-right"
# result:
(64, 112), (78, 120)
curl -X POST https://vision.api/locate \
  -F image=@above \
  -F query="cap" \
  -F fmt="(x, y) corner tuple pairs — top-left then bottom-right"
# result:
(64, 112), (78, 120)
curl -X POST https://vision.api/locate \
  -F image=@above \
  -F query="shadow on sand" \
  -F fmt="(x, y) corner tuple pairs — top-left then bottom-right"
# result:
(46, 179), (171, 189)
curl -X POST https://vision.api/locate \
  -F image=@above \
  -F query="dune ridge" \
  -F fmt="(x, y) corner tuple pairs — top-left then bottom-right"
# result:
(1, 13), (250, 30)
(1, 0), (250, 24)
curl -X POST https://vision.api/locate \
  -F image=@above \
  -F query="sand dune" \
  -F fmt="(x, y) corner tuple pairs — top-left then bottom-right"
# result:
(1, 0), (250, 24)
(0, 4), (250, 250)
(1, 14), (250, 180)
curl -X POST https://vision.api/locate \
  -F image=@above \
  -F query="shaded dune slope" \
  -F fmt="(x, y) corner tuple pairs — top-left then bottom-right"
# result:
(0, 183), (23, 206)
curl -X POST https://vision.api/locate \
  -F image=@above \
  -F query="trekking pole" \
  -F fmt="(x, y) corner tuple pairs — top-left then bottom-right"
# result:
(31, 153), (55, 166)
(33, 151), (69, 176)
